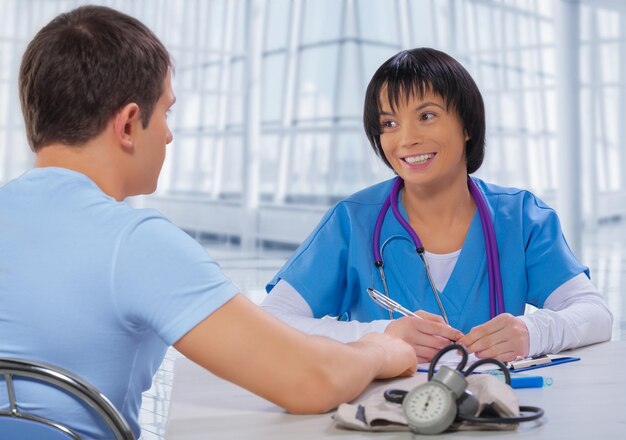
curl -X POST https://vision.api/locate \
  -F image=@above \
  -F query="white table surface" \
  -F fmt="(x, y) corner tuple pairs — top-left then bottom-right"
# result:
(165, 341), (626, 439)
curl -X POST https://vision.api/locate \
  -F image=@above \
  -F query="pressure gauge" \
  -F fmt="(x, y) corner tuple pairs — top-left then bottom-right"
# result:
(402, 366), (468, 435)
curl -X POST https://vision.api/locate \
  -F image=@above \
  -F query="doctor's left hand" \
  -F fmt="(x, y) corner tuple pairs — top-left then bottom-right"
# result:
(457, 313), (529, 362)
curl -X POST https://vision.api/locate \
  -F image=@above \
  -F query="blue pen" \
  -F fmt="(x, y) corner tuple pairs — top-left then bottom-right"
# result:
(509, 376), (553, 389)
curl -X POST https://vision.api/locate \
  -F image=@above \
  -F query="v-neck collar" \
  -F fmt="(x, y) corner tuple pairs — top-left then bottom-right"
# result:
(382, 188), (487, 329)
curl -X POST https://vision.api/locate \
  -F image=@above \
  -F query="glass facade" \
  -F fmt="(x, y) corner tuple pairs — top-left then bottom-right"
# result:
(1, 0), (625, 247)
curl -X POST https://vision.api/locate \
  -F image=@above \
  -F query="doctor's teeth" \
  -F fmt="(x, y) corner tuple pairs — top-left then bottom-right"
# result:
(405, 154), (434, 164)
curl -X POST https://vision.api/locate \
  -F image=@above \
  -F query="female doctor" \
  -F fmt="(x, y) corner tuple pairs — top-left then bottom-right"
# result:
(262, 48), (612, 363)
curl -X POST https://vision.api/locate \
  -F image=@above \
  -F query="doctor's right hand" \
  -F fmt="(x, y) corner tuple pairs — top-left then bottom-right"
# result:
(384, 311), (464, 363)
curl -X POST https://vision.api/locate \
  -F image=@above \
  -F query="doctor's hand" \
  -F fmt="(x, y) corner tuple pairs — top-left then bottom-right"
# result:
(457, 313), (529, 362)
(385, 311), (464, 364)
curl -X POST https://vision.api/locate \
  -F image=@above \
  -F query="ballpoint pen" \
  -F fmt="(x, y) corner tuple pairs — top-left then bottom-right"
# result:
(507, 355), (551, 370)
(366, 287), (419, 318)
(367, 287), (463, 346)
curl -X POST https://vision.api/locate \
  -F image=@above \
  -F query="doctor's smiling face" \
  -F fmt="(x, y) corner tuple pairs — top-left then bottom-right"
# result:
(363, 48), (486, 185)
(378, 89), (469, 191)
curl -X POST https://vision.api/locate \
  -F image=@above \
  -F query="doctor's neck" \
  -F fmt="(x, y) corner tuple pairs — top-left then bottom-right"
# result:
(400, 171), (475, 229)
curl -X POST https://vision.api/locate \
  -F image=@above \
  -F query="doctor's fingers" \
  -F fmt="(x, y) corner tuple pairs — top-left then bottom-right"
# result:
(414, 310), (446, 323)
(457, 313), (516, 348)
(413, 344), (449, 364)
(385, 317), (462, 347)
(410, 318), (464, 342)
(461, 320), (529, 359)
(473, 339), (519, 362)
(386, 319), (451, 358)
(407, 334), (453, 363)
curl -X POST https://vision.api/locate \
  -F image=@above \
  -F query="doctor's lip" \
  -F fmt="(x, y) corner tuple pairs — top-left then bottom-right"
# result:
(401, 152), (437, 165)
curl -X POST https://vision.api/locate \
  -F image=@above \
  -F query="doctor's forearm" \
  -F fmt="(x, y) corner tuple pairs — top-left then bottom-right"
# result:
(520, 300), (612, 355)
(266, 309), (391, 342)
(263, 280), (391, 341)
(519, 273), (613, 355)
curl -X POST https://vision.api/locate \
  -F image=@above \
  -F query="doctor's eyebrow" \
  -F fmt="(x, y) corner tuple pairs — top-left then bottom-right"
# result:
(413, 102), (445, 112)
(379, 101), (446, 116)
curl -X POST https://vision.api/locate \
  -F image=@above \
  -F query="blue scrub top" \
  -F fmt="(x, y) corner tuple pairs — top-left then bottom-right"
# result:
(266, 177), (588, 333)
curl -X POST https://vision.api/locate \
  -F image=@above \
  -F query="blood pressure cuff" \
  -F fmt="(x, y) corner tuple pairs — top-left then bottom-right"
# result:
(333, 375), (519, 432)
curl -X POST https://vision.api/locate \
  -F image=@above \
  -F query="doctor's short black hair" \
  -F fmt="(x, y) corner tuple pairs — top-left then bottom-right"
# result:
(363, 48), (485, 174)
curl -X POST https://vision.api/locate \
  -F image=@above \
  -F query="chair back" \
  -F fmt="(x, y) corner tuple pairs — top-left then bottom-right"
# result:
(0, 358), (134, 440)
(0, 416), (80, 439)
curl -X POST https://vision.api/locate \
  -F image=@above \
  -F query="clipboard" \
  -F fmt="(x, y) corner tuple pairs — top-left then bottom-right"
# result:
(417, 354), (581, 374)
(508, 355), (580, 373)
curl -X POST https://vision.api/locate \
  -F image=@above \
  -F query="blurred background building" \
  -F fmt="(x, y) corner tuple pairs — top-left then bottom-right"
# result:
(1, 0), (625, 253)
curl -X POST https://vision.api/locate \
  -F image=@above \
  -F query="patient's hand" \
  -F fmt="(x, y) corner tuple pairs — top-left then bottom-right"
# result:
(356, 332), (417, 378)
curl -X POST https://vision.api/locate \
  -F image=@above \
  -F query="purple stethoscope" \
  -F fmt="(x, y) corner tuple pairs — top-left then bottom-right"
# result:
(372, 176), (505, 323)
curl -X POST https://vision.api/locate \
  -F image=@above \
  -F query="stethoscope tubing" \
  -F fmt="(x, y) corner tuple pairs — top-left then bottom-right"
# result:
(372, 176), (505, 319)
(468, 179), (505, 317)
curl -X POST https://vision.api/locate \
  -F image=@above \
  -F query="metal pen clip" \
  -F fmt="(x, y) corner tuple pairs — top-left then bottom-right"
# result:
(366, 287), (419, 318)
(507, 355), (551, 370)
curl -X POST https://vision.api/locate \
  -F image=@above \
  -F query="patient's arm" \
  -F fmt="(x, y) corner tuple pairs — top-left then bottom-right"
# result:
(174, 294), (417, 414)
(263, 280), (463, 363)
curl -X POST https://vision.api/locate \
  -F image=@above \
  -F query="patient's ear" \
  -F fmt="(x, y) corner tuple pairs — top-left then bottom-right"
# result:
(113, 103), (141, 152)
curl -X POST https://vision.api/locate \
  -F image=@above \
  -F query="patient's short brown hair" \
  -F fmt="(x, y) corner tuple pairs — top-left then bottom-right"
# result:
(19, 5), (172, 151)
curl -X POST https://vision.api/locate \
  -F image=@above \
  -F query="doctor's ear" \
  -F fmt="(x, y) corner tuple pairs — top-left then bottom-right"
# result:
(464, 131), (471, 142)
(113, 103), (141, 152)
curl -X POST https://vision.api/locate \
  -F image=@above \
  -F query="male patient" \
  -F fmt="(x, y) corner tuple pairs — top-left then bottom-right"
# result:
(0, 5), (416, 439)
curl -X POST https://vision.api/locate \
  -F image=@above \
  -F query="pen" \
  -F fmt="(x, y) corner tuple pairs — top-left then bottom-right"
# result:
(507, 355), (551, 370)
(366, 287), (418, 318)
(366, 287), (460, 344)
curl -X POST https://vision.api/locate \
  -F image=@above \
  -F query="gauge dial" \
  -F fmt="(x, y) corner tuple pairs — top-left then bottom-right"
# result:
(403, 382), (457, 434)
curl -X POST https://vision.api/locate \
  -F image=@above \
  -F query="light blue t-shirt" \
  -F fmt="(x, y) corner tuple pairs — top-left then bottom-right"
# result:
(267, 177), (588, 333)
(0, 167), (239, 439)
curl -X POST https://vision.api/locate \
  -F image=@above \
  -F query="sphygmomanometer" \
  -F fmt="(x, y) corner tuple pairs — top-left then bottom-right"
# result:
(333, 344), (544, 434)
(385, 344), (544, 435)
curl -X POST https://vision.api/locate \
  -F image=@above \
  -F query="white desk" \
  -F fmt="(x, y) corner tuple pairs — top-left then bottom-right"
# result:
(165, 342), (626, 439)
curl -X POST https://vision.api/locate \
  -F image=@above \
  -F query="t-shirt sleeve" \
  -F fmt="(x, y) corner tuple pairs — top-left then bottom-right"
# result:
(522, 193), (589, 308)
(266, 204), (354, 318)
(111, 216), (239, 345)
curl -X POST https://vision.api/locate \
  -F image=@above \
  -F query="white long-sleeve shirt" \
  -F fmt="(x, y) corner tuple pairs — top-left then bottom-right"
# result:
(262, 250), (613, 356)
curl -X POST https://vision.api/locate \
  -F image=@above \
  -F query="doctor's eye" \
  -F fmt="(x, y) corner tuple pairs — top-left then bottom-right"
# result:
(420, 112), (436, 122)
(380, 120), (398, 130)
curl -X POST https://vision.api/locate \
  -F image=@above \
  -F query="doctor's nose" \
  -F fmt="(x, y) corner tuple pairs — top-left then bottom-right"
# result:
(398, 125), (423, 149)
